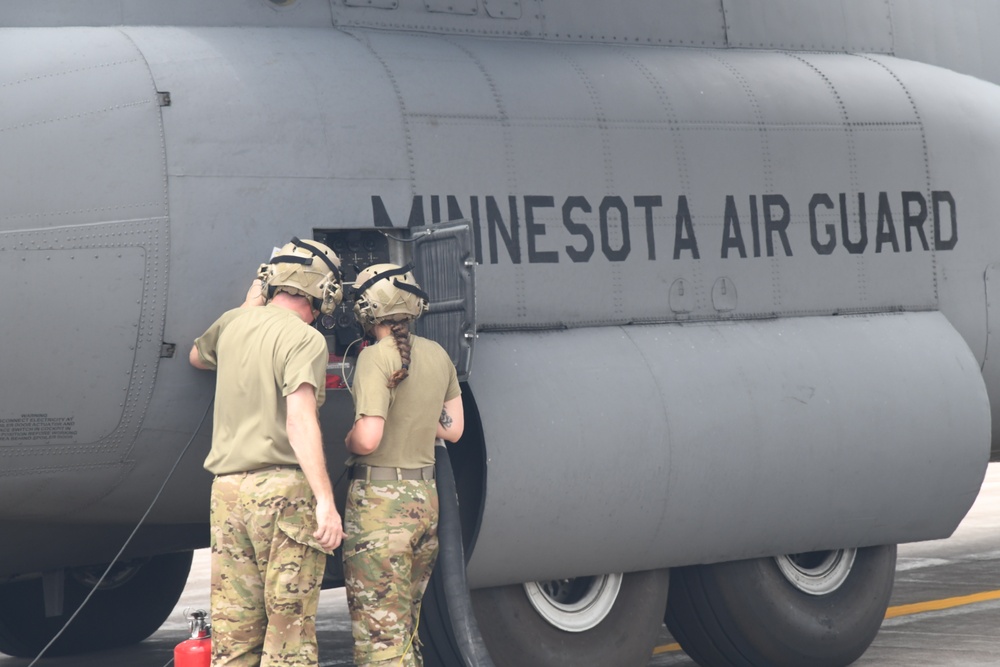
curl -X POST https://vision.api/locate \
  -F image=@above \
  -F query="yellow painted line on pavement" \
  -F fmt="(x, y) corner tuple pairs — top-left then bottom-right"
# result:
(653, 642), (681, 655)
(651, 589), (1000, 656)
(883, 588), (1000, 619)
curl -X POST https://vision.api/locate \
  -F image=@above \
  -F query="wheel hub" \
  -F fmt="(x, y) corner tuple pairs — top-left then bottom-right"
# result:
(774, 548), (857, 596)
(523, 573), (623, 632)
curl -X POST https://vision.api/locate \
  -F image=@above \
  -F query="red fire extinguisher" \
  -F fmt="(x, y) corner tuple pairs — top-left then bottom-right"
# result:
(174, 609), (211, 667)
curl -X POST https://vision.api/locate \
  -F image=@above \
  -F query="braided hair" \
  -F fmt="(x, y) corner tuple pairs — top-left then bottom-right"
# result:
(386, 319), (413, 389)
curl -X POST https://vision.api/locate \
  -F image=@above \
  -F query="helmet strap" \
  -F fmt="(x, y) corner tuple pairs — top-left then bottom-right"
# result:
(290, 236), (342, 281)
(392, 279), (429, 302)
(354, 263), (416, 298)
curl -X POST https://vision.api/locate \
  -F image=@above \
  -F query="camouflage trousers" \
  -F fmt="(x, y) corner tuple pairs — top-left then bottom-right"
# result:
(343, 480), (439, 667)
(210, 467), (331, 667)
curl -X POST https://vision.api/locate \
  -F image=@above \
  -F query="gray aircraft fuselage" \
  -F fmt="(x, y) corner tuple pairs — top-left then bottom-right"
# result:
(0, 0), (997, 651)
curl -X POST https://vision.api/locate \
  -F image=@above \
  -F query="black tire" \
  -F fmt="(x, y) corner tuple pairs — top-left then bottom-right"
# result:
(469, 568), (670, 667)
(665, 545), (897, 667)
(0, 550), (193, 658)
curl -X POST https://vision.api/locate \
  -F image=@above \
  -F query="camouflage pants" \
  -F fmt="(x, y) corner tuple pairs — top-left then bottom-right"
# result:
(343, 480), (439, 667)
(210, 467), (331, 667)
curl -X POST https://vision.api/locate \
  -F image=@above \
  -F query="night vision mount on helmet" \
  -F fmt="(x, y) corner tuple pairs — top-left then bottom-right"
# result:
(353, 263), (430, 332)
(258, 237), (343, 316)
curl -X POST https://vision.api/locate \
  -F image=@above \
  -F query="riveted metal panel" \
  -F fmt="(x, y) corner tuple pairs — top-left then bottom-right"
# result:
(482, 0), (520, 19)
(0, 27), (169, 518)
(116, 27), (978, 335)
(128, 26), (406, 186)
(0, 247), (142, 447)
(0, 28), (166, 227)
(424, 0), (479, 16)
(538, 0), (728, 46)
(722, 0), (894, 52)
(344, 0), (400, 9)
(374, 39), (947, 328)
(0, 218), (170, 518)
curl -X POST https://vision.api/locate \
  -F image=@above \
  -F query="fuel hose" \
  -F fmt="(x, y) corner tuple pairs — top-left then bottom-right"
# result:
(429, 442), (495, 667)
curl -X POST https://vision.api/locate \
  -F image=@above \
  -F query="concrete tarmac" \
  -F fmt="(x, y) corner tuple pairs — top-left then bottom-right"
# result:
(4, 463), (999, 667)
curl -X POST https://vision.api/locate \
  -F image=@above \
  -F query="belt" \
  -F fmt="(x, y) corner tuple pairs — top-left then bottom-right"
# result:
(350, 464), (435, 481)
(216, 464), (300, 477)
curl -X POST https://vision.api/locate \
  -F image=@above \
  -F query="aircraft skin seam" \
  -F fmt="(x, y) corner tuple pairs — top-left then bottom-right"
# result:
(0, 446), (120, 458)
(782, 51), (868, 308)
(435, 35), (521, 324)
(553, 46), (622, 318)
(0, 205), (164, 223)
(0, 57), (144, 90)
(707, 52), (780, 312)
(0, 99), (156, 135)
(475, 304), (927, 333)
(618, 45), (704, 309)
(404, 115), (924, 130)
(433, 33), (524, 318)
(0, 218), (165, 247)
(116, 27), (170, 216)
(0, 461), (122, 473)
(341, 28), (416, 198)
(331, 16), (730, 46)
(852, 53), (937, 306)
(434, 36), (513, 177)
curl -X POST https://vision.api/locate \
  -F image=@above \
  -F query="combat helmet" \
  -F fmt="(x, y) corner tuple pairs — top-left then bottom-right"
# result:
(353, 263), (429, 332)
(258, 237), (343, 316)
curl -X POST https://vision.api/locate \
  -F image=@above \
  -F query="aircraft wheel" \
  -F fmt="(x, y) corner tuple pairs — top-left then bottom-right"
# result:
(470, 568), (670, 666)
(665, 545), (896, 667)
(0, 550), (193, 658)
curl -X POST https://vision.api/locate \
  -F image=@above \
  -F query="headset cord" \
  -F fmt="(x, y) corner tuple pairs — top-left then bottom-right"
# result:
(341, 335), (363, 401)
(397, 599), (423, 667)
(27, 396), (216, 667)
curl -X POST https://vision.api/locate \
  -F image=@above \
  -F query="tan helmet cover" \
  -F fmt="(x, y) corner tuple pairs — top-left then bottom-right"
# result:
(353, 263), (429, 332)
(258, 238), (343, 316)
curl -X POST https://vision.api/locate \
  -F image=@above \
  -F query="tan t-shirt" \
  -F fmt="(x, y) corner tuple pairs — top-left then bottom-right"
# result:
(351, 334), (461, 468)
(195, 304), (328, 475)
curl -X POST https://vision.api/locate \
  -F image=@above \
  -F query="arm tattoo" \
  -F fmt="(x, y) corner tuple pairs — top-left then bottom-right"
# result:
(439, 408), (453, 430)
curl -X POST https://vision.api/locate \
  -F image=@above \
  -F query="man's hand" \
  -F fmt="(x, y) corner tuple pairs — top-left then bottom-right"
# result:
(287, 384), (342, 550)
(242, 278), (266, 308)
(314, 499), (344, 551)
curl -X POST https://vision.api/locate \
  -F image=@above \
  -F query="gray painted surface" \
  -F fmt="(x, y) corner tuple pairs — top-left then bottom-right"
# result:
(5, 463), (1000, 666)
(4, 2), (1000, 664)
(466, 312), (990, 587)
(0, 0), (997, 601)
(0, 29), (169, 521)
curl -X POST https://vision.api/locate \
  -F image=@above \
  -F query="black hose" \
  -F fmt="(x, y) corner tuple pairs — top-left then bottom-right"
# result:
(433, 443), (495, 667)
